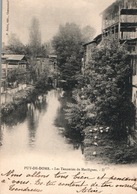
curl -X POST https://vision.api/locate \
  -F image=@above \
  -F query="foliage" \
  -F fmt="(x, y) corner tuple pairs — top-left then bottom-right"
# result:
(84, 38), (135, 138)
(7, 68), (27, 84)
(65, 38), (135, 140)
(6, 32), (48, 58)
(28, 17), (42, 57)
(6, 33), (26, 54)
(27, 59), (39, 83)
(35, 72), (49, 92)
(65, 89), (96, 132)
(52, 23), (84, 89)
(27, 17), (49, 58)
(28, 57), (55, 85)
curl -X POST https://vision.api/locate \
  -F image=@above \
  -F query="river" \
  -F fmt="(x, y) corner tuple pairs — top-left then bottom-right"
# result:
(0, 90), (86, 167)
(0, 90), (137, 194)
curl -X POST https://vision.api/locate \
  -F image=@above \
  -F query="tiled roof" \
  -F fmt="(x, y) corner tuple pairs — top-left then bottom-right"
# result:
(2, 54), (25, 61)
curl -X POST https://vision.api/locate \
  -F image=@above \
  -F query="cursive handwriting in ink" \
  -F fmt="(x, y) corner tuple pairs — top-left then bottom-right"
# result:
(1, 170), (22, 177)
(12, 180), (29, 185)
(73, 172), (94, 180)
(76, 187), (101, 193)
(46, 180), (57, 186)
(34, 179), (44, 185)
(101, 180), (113, 187)
(26, 171), (49, 178)
(58, 180), (87, 187)
(115, 182), (137, 191)
(54, 171), (69, 179)
(9, 184), (42, 192)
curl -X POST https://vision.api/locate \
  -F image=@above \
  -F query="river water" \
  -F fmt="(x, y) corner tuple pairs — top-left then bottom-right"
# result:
(0, 90), (85, 165)
(0, 90), (137, 194)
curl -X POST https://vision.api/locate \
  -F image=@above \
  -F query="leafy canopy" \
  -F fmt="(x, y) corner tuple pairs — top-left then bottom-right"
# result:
(65, 38), (135, 139)
(52, 23), (84, 89)
(84, 38), (135, 137)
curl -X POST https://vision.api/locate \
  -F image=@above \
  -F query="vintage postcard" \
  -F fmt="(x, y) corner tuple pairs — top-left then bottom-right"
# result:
(0, 0), (137, 194)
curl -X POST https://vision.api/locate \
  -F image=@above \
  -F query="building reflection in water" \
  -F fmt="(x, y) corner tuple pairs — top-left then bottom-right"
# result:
(1, 104), (27, 127)
(0, 90), (83, 155)
(0, 127), (3, 146)
(27, 95), (47, 148)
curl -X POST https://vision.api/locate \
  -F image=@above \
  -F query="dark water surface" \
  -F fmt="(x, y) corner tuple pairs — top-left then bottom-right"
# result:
(0, 90), (84, 165)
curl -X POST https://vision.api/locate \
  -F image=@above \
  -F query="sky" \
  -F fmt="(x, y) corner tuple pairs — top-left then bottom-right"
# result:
(2, 0), (115, 45)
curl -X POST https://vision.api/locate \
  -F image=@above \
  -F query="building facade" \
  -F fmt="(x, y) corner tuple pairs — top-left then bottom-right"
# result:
(102, 0), (137, 105)
(1, 54), (28, 92)
(83, 34), (102, 75)
(83, 0), (137, 105)
(1, 54), (28, 70)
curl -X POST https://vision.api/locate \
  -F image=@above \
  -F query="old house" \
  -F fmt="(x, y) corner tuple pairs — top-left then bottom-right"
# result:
(2, 54), (28, 70)
(102, 0), (137, 105)
(83, 0), (137, 105)
(1, 54), (28, 92)
(83, 34), (102, 70)
(102, 0), (137, 40)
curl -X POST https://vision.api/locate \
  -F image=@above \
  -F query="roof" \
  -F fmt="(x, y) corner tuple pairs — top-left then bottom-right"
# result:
(101, 1), (119, 15)
(83, 34), (102, 46)
(83, 40), (96, 46)
(102, 0), (137, 16)
(2, 54), (26, 61)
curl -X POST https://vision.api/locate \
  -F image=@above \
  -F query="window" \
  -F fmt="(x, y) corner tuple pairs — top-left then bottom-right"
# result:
(132, 57), (137, 76)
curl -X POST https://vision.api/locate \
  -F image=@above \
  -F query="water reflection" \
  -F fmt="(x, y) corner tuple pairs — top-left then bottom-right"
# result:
(0, 128), (3, 146)
(27, 103), (39, 148)
(2, 103), (27, 126)
(0, 90), (83, 160)
(25, 94), (48, 148)
(55, 92), (84, 152)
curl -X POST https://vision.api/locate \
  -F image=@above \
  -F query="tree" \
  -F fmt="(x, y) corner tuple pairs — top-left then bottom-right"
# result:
(52, 23), (83, 90)
(39, 43), (48, 57)
(81, 25), (96, 43)
(65, 90), (95, 133)
(65, 38), (135, 140)
(7, 33), (25, 54)
(84, 38), (135, 139)
(7, 68), (27, 84)
(29, 17), (41, 57)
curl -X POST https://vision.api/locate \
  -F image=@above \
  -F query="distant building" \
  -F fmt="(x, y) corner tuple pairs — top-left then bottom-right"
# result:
(1, 54), (28, 70)
(1, 54), (28, 92)
(35, 57), (50, 75)
(102, 0), (137, 40)
(48, 54), (57, 59)
(48, 54), (57, 65)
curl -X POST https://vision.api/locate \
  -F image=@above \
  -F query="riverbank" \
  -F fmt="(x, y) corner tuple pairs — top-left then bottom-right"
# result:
(58, 90), (137, 164)
(1, 85), (35, 116)
(1, 84), (52, 117)
(83, 126), (137, 164)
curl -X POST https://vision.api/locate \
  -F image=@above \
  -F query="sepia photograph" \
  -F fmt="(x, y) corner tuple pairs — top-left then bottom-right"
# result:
(0, 0), (137, 193)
